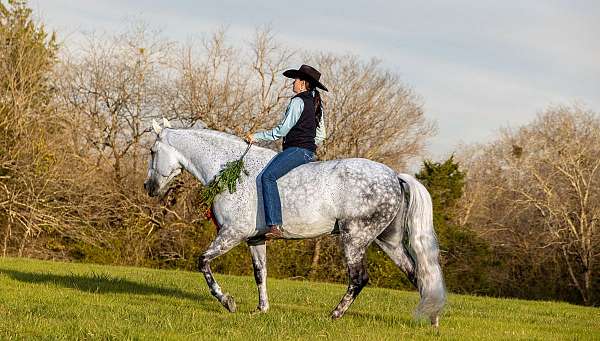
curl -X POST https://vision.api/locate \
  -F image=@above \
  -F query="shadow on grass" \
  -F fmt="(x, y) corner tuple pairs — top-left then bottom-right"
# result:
(0, 268), (211, 303)
(344, 310), (416, 326)
(271, 303), (414, 327)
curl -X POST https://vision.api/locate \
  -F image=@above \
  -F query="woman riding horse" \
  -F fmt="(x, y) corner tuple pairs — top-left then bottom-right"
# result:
(245, 64), (328, 239)
(144, 64), (445, 325)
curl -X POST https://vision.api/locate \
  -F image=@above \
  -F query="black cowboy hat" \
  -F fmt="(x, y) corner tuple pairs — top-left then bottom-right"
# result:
(283, 64), (329, 92)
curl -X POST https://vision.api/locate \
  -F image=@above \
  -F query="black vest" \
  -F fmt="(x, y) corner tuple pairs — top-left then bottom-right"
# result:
(283, 91), (317, 152)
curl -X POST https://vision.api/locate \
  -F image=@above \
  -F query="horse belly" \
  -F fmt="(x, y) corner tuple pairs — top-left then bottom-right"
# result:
(281, 215), (336, 238)
(279, 179), (336, 238)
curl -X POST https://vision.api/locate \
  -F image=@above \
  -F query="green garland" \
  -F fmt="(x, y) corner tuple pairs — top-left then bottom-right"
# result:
(199, 145), (251, 214)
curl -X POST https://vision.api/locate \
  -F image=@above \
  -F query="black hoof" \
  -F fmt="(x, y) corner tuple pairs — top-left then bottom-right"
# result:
(222, 294), (237, 312)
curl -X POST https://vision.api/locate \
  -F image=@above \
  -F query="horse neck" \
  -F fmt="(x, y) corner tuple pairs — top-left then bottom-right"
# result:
(166, 129), (245, 185)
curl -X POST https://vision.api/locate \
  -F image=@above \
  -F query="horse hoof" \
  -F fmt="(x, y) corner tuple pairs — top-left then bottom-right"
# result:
(251, 306), (268, 315)
(222, 294), (237, 312)
(331, 310), (343, 320)
(256, 305), (269, 313)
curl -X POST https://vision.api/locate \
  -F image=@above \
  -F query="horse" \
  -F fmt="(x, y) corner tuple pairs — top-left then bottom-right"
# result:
(143, 119), (446, 326)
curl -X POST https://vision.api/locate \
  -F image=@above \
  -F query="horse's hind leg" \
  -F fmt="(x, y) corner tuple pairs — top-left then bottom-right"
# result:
(331, 239), (369, 318)
(375, 222), (417, 287)
(198, 231), (241, 312)
(375, 238), (417, 287)
(331, 219), (384, 320)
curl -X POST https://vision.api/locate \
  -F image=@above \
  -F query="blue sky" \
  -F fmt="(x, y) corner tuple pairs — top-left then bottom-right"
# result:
(31, 0), (600, 165)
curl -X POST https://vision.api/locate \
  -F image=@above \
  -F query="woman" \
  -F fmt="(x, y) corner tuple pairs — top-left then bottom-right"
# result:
(245, 64), (328, 239)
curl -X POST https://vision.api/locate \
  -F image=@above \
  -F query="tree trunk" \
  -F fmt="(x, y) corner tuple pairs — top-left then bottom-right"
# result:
(308, 239), (321, 279)
(562, 246), (589, 305)
(2, 219), (11, 257)
(18, 221), (31, 257)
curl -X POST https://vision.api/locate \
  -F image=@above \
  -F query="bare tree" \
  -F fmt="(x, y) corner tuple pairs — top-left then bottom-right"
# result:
(54, 23), (173, 181)
(170, 28), (249, 133)
(168, 27), (295, 138)
(458, 104), (600, 304)
(308, 54), (436, 170)
(243, 27), (296, 134)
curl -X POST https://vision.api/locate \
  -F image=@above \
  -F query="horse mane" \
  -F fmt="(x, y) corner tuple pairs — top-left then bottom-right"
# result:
(162, 127), (240, 144)
(162, 127), (274, 155)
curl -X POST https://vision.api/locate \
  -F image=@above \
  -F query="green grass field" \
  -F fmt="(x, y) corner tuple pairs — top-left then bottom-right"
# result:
(0, 257), (597, 340)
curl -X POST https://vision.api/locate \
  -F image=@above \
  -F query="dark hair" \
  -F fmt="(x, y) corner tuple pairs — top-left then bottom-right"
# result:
(303, 79), (323, 128)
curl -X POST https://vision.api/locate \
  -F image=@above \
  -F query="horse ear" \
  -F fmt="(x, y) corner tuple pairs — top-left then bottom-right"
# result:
(152, 119), (162, 134)
(192, 119), (207, 129)
(162, 117), (172, 128)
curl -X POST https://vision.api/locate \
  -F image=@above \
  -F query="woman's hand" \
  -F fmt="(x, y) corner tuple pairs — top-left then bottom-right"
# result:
(244, 132), (254, 144)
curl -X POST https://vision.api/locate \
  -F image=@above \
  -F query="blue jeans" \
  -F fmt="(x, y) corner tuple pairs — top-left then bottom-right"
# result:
(261, 147), (316, 226)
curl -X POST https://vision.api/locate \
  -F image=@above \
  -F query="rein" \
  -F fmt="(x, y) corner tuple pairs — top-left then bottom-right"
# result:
(240, 142), (252, 160)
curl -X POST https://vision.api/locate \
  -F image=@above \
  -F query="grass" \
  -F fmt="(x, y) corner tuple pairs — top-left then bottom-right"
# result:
(0, 257), (598, 340)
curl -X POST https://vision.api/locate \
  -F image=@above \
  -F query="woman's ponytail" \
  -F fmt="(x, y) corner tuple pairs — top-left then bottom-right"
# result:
(307, 81), (323, 128)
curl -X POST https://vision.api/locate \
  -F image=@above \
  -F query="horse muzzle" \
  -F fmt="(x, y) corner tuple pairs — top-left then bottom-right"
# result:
(143, 179), (158, 197)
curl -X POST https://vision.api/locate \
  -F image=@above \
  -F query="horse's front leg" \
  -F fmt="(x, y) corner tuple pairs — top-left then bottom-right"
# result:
(198, 231), (241, 312)
(249, 242), (269, 312)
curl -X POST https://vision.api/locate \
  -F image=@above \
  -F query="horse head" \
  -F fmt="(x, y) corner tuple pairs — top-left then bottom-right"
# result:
(143, 118), (183, 197)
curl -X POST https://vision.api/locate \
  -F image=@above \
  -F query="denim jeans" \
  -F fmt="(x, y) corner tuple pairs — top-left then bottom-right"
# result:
(261, 146), (316, 226)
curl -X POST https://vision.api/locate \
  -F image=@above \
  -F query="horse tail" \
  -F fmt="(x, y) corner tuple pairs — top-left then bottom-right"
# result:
(397, 173), (446, 323)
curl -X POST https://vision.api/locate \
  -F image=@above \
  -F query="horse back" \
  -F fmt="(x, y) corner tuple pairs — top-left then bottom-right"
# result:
(276, 158), (402, 232)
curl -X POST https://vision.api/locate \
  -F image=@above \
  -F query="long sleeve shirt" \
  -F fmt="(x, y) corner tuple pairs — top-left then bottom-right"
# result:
(252, 94), (326, 145)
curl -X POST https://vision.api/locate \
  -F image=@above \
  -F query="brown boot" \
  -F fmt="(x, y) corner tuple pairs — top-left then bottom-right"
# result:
(264, 225), (284, 239)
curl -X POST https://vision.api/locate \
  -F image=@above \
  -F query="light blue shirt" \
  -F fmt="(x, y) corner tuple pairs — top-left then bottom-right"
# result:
(252, 94), (326, 145)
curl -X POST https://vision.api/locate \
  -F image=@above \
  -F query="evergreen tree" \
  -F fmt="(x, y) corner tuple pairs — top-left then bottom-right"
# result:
(416, 155), (495, 294)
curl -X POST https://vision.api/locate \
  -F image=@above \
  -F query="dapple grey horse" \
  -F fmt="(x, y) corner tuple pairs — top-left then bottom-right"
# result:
(143, 120), (446, 326)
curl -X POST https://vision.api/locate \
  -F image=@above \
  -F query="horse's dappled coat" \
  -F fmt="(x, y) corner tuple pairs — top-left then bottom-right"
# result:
(144, 126), (446, 326)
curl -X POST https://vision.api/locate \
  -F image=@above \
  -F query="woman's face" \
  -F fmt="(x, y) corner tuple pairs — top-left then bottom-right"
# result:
(292, 78), (307, 94)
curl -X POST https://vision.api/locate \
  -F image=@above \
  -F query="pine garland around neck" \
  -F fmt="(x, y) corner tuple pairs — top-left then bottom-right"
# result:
(199, 144), (251, 215)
